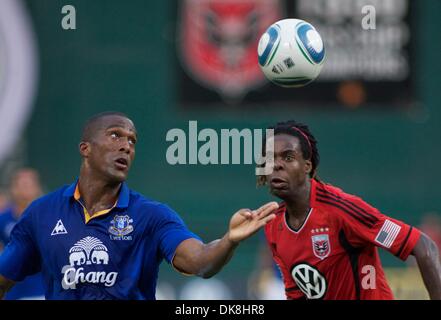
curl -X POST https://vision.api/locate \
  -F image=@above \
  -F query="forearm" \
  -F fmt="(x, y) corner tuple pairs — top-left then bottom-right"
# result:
(173, 203), (278, 278)
(413, 233), (441, 299)
(194, 233), (240, 278)
(174, 234), (239, 278)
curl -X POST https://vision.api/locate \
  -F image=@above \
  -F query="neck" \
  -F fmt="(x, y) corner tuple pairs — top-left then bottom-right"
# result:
(284, 179), (311, 225)
(78, 166), (121, 215)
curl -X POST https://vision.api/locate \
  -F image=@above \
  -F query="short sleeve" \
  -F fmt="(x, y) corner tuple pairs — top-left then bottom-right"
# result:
(0, 206), (41, 281)
(339, 194), (421, 261)
(152, 204), (201, 263)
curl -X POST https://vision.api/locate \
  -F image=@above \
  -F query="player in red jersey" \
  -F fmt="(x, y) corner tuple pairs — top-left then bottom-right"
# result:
(258, 120), (441, 300)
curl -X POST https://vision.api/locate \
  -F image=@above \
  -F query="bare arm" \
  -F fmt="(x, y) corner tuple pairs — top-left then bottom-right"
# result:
(412, 232), (441, 299)
(172, 202), (278, 278)
(0, 274), (15, 299)
(172, 236), (238, 278)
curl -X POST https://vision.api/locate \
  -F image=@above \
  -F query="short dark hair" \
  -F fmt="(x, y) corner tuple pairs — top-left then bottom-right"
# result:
(81, 111), (129, 142)
(257, 120), (320, 186)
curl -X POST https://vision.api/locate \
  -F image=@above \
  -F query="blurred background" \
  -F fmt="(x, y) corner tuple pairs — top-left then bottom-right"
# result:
(0, 0), (440, 299)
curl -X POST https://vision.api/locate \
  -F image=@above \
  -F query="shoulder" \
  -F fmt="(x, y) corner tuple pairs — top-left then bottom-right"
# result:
(128, 191), (182, 221)
(314, 180), (381, 226)
(27, 185), (72, 211)
(13, 185), (73, 227)
(315, 181), (374, 211)
(315, 180), (347, 198)
(128, 190), (174, 212)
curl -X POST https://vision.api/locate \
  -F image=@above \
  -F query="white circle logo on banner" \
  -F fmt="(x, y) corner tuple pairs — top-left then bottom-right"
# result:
(0, 0), (38, 166)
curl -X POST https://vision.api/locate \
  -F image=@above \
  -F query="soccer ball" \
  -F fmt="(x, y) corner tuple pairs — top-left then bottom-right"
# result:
(257, 18), (326, 87)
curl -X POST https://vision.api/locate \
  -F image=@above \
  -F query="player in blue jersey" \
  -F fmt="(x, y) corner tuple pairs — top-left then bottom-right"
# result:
(0, 112), (278, 299)
(0, 168), (45, 299)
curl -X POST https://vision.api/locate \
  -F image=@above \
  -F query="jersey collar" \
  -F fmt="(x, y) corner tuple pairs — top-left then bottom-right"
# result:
(63, 179), (129, 207)
(63, 179), (130, 223)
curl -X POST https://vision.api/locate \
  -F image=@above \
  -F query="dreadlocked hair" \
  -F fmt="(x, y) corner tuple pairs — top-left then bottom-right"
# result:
(257, 120), (320, 186)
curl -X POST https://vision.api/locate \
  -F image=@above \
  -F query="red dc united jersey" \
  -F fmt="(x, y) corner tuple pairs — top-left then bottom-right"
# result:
(264, 179), (421, 300)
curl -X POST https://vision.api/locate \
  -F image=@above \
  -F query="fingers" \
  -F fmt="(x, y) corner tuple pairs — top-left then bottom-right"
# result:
(238, 209), (252, 219)
(253, 201), (279, 218)
(256, 213), (276, 229)
(263, 213), (276, 224)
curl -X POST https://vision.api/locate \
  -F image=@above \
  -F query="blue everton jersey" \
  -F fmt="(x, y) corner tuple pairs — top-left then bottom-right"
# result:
(0, 206), (45, 300)
(0, 181), (200, 300)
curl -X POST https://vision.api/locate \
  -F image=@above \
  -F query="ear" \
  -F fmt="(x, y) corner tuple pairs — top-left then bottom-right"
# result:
(79, 141), (90, 158)
(304, 159), (312, 175)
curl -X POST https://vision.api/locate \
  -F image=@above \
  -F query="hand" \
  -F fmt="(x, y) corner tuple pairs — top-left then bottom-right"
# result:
(227, 202), (279, 244)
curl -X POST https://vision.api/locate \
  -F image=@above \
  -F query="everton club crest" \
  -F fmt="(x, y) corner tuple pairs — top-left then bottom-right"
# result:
(109, 215), (134, 240)
(311, 229), (331, 260)
(178, 0), (283, 102)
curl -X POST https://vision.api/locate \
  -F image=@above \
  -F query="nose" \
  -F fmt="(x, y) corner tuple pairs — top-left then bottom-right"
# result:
(273, 158), (283, 171)
(119, 138), (131, 154)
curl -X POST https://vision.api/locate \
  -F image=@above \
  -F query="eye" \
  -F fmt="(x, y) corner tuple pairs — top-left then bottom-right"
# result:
(110, 132), (119, 139)
(129, 138), (137, 145)
(285, 154), (294, 161)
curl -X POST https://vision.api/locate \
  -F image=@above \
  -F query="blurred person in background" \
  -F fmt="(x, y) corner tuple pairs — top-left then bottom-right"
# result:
(0, 189), (8, 213)
(384, 212), (441, 299)
(0, 188), (9, 251)
(418, 213), (441, 251)
(0, 168), (45, 299)
(248, 235), (284, 300)
(406, 212), (441, 267)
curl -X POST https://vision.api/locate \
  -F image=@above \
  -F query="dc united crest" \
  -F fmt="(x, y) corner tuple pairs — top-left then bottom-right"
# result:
(109, 215), (133, 240)
(178, 0), (282, 102)
(311, 233), (331, 260)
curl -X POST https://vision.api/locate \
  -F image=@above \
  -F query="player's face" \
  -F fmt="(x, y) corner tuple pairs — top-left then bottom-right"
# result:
(10, 169), (42, 206)
(86, 116), (137, 183)
(266, 134), (311, 199)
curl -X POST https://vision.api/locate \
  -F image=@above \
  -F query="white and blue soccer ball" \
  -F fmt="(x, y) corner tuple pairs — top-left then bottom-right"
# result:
(258, 18), (326, 87)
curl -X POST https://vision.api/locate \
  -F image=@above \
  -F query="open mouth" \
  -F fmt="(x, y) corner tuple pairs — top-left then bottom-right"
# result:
(270, 177), (288, 189)
(115, 158), (128, 169)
